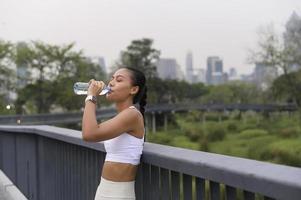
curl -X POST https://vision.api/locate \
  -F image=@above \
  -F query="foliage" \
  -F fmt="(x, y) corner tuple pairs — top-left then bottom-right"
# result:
(268, 139), (301, 167)
(0, 40), (15, 105)
(12, 41), (107, 113)
(250, 18), (301, 106)
(201, 82), (264, 104)
(150, 111), (301, 168)
(117, 38), (160, 79)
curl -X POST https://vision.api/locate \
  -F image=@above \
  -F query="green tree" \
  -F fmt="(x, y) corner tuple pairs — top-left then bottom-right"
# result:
(0, 40), (15, 114)
(201, 82), (263, 104)
(250, 15), (301, 106)
(271, 70), (301, 104)
(0, 40), (15, 91)
(14, 41), (107, 113)
(117, 38), (160, 79)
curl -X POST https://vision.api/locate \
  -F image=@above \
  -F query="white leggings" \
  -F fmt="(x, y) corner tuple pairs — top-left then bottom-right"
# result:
(94, 177), (136, 200)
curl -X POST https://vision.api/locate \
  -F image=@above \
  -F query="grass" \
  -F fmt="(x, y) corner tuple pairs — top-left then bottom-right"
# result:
(147, 111), (301, 167)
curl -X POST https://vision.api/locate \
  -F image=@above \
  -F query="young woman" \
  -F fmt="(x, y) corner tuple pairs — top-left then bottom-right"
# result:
(82, 67), (147, 200)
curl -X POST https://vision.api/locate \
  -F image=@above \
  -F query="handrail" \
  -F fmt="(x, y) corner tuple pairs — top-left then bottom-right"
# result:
(0, 103), (297, 125)
(0, 125), (300, 200)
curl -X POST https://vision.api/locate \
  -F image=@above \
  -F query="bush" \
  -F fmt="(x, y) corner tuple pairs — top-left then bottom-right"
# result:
(268, 139), (301, 167)
(238, 129), (268, 139)
(147, 132), (172, 145)
(170, 136), (199, 150)
(205, 123), (226, 142)
(176, 119), (203, 142)
(278, 127), (301, 138)
(227, 121), (238, 132)
(246, 135), (277, 160)
(199, 138), (209, 152)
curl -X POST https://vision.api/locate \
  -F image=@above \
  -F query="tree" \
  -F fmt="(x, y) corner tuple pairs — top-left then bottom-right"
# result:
(250, 13), (301, 106)
(0, 40), (15, 91)
(117, 38), (160, 79)
(200, 82), (263, 104)
(0, 40), (15, 114)
(14, 41), (107, 113)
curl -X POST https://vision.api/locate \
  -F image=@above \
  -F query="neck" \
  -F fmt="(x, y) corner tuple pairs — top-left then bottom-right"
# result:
(115, 100), (134, 113)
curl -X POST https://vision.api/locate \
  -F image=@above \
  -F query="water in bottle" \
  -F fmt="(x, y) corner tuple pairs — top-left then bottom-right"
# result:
(73, 82), (111, 95)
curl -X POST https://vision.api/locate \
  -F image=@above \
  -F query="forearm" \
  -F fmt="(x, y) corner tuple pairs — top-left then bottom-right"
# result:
(82, 101), (98, 140)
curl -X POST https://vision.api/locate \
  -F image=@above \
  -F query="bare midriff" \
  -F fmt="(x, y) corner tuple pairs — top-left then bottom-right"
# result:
(101, 161), (138, 182)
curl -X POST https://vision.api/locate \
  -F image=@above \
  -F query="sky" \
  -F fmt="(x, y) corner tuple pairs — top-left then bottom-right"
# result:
(1, 0), (301, 75)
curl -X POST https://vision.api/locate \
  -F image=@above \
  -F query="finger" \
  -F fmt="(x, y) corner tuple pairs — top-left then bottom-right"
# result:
(89, 79), (95, 85)
(99, 81), (105, 89)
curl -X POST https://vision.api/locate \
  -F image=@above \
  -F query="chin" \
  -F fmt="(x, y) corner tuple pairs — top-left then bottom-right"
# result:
(105, 93), (116, 102)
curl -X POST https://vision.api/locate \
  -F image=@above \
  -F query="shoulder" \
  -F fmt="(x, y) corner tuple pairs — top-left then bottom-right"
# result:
(118, 107), (142, 120)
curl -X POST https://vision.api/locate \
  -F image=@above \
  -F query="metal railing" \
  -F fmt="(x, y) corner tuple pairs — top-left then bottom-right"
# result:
(0, 103), (297, 125)
(0, 125), (300, 200)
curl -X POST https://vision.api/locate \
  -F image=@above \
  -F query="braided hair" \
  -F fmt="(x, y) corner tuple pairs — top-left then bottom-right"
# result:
(124, 67), (147, 124)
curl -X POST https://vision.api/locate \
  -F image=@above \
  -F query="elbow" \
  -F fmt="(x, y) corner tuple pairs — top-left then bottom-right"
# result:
(82, 128), (95, 142)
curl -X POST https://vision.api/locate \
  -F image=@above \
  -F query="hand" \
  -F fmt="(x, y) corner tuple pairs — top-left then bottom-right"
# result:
(88, 79), (106, 96)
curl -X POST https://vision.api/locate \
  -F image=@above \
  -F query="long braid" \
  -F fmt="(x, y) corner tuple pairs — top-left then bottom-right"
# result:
(124, 67), (147, 125)
(138, 86), (147, 123)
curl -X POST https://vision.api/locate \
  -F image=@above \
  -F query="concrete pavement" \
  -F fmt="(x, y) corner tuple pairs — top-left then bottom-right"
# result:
(0, 170), (27, 200)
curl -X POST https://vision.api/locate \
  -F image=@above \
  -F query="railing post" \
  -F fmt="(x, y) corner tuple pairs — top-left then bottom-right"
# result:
(164, 113), (168, 131)
(152, 112), (156, 133)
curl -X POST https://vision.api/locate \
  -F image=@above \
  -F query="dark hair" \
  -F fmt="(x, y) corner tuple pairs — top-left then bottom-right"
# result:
(124, 67), (147, 123)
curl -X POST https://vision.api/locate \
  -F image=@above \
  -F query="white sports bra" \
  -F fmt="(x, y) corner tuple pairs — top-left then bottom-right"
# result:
(104, 106), (145, 165)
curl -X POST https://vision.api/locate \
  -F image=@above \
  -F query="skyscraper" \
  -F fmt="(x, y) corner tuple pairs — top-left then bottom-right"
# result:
(253, 62), (278, 89)
(185, 51), (194, 83)
(206, 56), (224, 85)
(284, 12), (301, 72)
(90, 56), (107, 75)
(156, 58), (183, 80)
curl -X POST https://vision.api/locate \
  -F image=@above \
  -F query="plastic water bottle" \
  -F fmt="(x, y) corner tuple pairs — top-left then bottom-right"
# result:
(73, 82), (111, 95)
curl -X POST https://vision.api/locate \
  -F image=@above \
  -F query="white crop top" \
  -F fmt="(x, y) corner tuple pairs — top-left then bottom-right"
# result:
(104, 106), (145, 165)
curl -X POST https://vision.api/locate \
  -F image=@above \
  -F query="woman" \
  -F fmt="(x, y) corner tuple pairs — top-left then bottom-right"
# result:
(82, 67), (147, 200)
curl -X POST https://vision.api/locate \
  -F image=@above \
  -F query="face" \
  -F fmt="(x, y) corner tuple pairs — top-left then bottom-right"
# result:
(105, 68), (139, 102)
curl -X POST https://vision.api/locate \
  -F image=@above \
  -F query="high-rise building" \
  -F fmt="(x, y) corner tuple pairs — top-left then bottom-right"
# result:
(185, 51), (194, 83)
(284, 12), (301, 72)
(228, 67), (240, 81)
(206, 56), (224, 85)
(229, 68), (237, 77)
(17, 64), (30, 89)
(90, 56), (107, 75)
(156, 58), (183, 80)
(194, 68), (206, 83)
(253, 63), (278, 89)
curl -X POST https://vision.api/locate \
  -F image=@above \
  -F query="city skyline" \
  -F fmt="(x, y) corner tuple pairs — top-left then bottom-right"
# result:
(1, 0), (300, 75)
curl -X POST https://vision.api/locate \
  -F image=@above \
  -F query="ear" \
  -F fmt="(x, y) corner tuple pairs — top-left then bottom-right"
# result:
(130, 86), (139, 95)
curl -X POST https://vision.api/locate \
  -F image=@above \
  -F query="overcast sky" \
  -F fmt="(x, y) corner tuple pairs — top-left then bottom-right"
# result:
(1, 0), (300, 75)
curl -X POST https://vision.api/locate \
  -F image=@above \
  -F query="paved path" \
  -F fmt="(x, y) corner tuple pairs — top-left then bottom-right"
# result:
(0, 182), (10, 200)
(0, 170), (27, 200)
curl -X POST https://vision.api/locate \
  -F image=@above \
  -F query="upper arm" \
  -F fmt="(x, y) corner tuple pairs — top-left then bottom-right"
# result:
(83, 108), (140, 142)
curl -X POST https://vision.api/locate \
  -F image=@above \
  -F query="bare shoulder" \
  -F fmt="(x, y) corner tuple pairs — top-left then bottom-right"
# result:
(118, 107), (142, 122)
(124, 107), (144, 138)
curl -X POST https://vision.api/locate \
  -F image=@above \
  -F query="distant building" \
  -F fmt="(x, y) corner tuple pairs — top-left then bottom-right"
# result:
(17, 64), (30, 89)
(156, 58), (184, 80)
(206, 56), (225, 85)
(89, 56), (107, 75)
(185, 51), (194, 83)
(241, 73), (254, 82)
(193, 68), (206, 83)
(284, 12), (301, 72)
(253, 63), (278, 89)
(228, 67), (240, 81)
(229, 68), (237, 77)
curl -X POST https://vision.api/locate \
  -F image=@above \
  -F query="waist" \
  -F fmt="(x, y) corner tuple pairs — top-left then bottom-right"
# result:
(102, 161), (138, 182)
(97, 177), (135, 198)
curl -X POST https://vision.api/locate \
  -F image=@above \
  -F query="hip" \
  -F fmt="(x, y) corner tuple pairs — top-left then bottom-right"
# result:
(94, 177), (135, 200)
